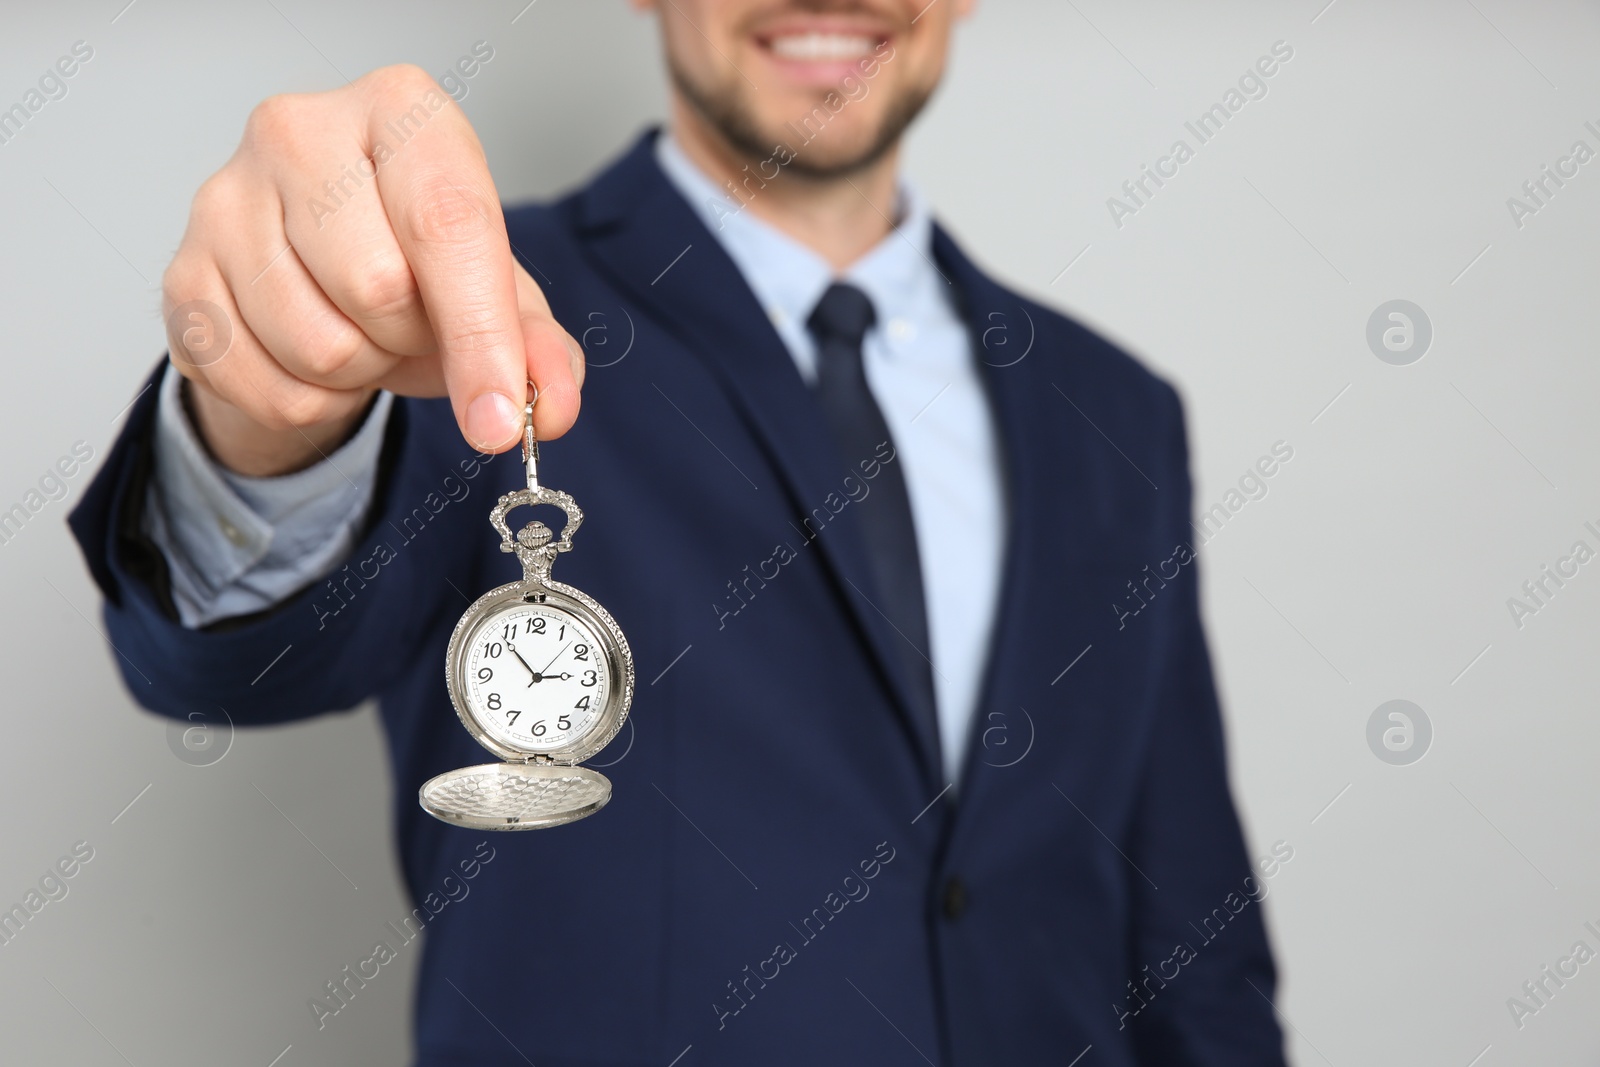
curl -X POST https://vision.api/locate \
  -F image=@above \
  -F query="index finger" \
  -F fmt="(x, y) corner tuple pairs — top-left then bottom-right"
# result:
(367, 70), (536, 452)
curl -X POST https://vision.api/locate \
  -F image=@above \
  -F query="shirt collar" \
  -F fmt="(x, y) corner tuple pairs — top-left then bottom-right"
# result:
(654, 132), (938, 350)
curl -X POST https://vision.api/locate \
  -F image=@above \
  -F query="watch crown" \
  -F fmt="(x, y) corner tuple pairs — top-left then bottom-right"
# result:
(516, 521), (554, 549)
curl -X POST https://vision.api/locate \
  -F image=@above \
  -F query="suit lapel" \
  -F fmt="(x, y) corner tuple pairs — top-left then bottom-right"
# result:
(931, 227), (1099, 820)
(571, 132), (944, 788)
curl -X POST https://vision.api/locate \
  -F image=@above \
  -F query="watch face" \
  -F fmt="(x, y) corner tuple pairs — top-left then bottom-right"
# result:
(463, 602), (611, 754)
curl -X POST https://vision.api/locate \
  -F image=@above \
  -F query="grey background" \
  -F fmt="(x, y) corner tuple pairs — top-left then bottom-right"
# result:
(2, 1), (1597, 1064)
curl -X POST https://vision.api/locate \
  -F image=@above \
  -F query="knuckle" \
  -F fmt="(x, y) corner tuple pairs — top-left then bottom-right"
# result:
(161, 252), (208, 307)
(365, 63), (437, 102)
(274, 384), (335, 429)
(344, 251), (418, 322)
(295, 315), (365, 379)
(244, 93), (302, 148)
(189, 172), (243, 227)
(403, 178), (495, 248)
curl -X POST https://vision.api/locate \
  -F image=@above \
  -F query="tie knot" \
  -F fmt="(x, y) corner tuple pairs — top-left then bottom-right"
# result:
(807, 282), (876, 350)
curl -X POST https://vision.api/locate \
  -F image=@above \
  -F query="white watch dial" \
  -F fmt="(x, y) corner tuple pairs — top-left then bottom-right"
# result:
(465, 604), (609, 752)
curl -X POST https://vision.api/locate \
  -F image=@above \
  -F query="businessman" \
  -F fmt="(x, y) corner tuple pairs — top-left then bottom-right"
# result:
(71, 1), (1286, 1064)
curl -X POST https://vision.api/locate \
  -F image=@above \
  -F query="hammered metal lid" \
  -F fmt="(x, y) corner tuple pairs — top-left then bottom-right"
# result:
(419, 762), (611, 830)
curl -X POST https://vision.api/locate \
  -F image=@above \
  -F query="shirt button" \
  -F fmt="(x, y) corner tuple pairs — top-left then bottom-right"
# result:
(886, 317), (915, 343)
(217, 516), (249, 548)
(941, 877), (968, 921)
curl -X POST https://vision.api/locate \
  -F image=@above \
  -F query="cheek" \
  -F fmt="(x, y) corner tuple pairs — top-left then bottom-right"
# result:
(662, 4), (726, 68)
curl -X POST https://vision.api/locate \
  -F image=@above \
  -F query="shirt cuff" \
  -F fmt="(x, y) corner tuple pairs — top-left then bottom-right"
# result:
(142, 363), (394, 628)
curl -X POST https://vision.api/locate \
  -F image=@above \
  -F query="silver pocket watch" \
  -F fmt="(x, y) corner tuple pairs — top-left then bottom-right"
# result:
(420, 394), (635, 830)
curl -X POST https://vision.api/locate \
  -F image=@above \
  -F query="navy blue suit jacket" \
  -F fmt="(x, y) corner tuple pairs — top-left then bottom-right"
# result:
(71, 131), (1284, 1066)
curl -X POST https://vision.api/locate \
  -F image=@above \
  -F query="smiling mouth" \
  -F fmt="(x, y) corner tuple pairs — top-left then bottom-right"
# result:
(763, 31), (883, 62)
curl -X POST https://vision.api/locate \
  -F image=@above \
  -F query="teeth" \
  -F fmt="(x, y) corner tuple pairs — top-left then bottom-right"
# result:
(769, 33), (875, 61)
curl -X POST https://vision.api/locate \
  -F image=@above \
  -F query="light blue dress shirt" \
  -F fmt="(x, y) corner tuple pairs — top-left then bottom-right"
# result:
(146, 135), (1006, 785)
(144, 365), (393, 628)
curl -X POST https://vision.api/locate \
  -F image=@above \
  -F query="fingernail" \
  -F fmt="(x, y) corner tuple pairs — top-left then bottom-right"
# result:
(465, 391), (521, 451)
(566, 335), (585, 386)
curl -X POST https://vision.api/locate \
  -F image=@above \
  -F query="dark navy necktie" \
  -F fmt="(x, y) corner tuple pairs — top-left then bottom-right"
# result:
(807, 282), (939, 751)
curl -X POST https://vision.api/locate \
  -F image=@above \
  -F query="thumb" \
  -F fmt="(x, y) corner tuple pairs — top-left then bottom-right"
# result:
(514, 263), (583, 441)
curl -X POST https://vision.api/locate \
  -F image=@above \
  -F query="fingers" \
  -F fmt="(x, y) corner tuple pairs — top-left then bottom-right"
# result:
(515, 264), (583, 441)
(373, 354), (447, 398)
(363, 70), (529, 453)
(170, 65), (588, 465)
(220, 228), (405, 393)
(256, 84), (437, 359)
(190, 156), (406, 405)
(370, 264), (585, 438)
(163, 253), (373, 436)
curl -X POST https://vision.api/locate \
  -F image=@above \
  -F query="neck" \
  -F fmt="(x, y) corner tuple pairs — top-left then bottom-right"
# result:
(669, 99), (901, 272)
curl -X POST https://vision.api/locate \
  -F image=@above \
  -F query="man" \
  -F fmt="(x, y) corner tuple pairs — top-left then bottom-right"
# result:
(70, 1), (1286, 1063)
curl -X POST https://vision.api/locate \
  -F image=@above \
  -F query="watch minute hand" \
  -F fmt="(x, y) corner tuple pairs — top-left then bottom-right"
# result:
(506, 643), (539, 684)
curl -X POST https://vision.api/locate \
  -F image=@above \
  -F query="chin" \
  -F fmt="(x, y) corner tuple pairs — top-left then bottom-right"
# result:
(668, 30), (931, 180)
(766, 109), (880, 155)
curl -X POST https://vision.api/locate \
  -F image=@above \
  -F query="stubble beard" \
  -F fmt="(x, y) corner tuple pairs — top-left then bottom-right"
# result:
(667, 58), (934, 181)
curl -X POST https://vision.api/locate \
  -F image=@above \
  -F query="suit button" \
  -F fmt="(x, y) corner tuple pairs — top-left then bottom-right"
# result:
(941, 877), (968, 921)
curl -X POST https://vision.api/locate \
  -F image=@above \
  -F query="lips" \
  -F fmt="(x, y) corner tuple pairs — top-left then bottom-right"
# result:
(752, 17), (893, 87)
(768, 32), (878, 61)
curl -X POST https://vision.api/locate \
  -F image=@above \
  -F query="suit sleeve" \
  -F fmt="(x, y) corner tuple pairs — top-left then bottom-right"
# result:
(1121, 384), (1287, 1066)
(68, 360), (467, 726)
